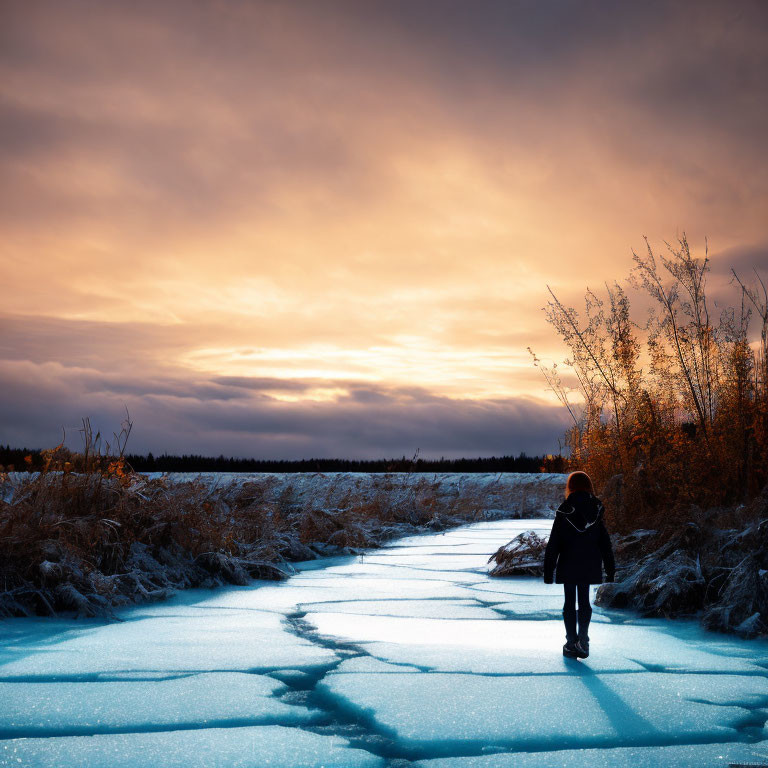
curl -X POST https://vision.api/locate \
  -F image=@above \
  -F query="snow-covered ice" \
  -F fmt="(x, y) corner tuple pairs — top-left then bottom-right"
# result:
(2, 516), (768, 767)
(0, 673), (321, 737)
(0, 609), (336, 678)
(321, 662), (767, 747)
(413, 741), (768, 768)
(0, 727), (383, 768)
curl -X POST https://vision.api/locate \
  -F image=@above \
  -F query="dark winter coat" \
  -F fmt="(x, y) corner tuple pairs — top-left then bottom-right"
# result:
(543, 491), (616, 585)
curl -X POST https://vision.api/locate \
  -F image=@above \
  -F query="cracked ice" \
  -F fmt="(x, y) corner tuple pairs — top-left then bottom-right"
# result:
(1, 518), (768, 767)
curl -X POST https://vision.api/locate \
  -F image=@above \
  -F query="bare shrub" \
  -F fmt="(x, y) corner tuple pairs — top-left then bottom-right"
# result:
(487, 531), (548, 577)
(533, 234), (767, 532)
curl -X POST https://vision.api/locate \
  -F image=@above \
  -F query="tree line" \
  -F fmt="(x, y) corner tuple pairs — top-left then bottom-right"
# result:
(0, 445), (566, 474)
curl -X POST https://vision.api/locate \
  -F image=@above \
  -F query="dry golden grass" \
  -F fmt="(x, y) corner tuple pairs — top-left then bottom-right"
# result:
(0, 418), (562, 617)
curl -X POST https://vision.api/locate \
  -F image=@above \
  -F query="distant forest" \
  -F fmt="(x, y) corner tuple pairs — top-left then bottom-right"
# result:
(0, 445), (565, 474)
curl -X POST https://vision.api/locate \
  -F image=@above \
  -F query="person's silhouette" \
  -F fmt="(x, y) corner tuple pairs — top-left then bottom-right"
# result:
(544, 471), (615, 658)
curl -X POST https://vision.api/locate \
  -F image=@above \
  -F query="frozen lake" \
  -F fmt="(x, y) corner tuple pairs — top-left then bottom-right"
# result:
(1, 518), (767, 767)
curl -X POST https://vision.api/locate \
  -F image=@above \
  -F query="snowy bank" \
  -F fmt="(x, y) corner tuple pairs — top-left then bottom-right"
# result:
(596, 491), (768, 637)
(0, 471), (565, 618)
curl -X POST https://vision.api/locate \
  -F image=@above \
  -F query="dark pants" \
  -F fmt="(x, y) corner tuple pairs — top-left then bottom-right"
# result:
(563, 583), (592, 644)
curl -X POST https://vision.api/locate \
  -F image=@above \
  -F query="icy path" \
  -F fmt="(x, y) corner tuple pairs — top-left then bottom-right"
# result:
(1, 519), (768, 767)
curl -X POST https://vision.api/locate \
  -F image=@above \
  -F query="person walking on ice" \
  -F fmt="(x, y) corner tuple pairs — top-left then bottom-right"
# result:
(543, 471), (616, 659)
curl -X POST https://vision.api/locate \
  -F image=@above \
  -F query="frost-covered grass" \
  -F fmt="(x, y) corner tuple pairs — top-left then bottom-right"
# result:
(487, 530), (548, 577)
(596, 489), (768, 637)
(0, 469), (565, 618)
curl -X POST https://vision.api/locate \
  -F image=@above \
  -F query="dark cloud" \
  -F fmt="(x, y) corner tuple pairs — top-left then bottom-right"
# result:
(0, 312), (570, 456)
(212, 376), (316, 393)
(711, 242), (768, 279)
(0, 358), (570, 458)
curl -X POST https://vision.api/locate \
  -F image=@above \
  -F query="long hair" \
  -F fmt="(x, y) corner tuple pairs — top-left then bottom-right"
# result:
(565, 470), (594, 497)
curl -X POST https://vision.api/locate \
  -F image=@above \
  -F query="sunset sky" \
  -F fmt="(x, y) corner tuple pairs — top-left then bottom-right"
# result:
(2, 0), (767, 458)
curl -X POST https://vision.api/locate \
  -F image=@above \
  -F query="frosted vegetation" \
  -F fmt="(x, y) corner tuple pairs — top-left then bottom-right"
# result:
(1, 518), (767, 767)
(0, 464), (563, 617)
(536, 235), (768, 517)
(532, 236), (768, 636)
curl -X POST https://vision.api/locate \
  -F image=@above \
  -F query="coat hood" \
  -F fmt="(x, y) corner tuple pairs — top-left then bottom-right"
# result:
(556, 491), (604, 533)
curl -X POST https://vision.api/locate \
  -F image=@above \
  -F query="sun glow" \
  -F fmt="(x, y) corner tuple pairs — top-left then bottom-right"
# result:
(178, 340), (547, 401)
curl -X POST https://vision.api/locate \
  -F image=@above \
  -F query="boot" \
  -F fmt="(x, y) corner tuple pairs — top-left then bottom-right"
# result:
(563, 606), (577, 647)
(563, 612), (579, 659)
(563, 640), (580, 658)
(576, 604), (592, 658)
